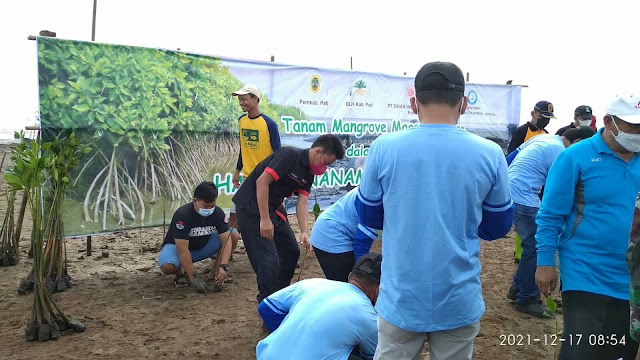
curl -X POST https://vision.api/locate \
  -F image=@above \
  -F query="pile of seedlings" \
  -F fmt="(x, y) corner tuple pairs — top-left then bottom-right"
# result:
(4, 131), (88, 341)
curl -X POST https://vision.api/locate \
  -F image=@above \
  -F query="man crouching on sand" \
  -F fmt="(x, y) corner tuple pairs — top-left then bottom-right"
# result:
(158, 181), (240, 293)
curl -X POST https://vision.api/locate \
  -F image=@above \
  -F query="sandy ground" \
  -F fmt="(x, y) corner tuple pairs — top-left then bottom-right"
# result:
(0, 143), (568, 360)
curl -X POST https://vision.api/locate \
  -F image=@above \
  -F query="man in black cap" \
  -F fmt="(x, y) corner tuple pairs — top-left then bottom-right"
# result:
(555, 105), (594, 136)
(356, 61), (513, 360)
(507, 101), (556, 154)
(257, 253), (381, 360)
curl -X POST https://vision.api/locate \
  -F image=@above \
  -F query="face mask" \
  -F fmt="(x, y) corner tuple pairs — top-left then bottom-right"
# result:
(611, 118), (640, 153)
(536, 117), (550, 129)
(579, 120), (591, 126)
(198, 207), (215, 217)
(310, 164), (327, 176)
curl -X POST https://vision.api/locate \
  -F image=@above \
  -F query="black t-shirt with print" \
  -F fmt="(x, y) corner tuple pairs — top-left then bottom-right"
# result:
(163, 203), (229, 251)
(232, 146), (314, 221)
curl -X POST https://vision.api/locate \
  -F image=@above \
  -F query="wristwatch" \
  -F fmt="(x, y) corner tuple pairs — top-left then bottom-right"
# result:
(219, 264), (230, 271)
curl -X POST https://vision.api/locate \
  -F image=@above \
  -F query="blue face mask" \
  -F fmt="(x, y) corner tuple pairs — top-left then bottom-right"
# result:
(198, 208), (215, 217)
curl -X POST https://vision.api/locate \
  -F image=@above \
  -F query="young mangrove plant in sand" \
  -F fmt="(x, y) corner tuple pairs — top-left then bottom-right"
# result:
(4, 131), (87, 341)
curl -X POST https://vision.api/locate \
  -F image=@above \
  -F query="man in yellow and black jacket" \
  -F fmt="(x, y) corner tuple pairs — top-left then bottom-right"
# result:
(507, 100), (555, 154)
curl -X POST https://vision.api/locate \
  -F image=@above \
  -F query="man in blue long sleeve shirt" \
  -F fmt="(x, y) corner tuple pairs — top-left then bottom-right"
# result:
(535, 91), (640, 360)
(310, 188), (380, 282)
(506, 128), (595, 318)
(355, 61), (514, 360)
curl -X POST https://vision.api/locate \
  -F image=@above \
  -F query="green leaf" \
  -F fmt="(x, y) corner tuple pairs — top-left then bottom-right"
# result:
(546, 296), (557, 313)
(3, 173), (25, 190)
(72, 104), (91, 112)
(313, 203), (321, 220)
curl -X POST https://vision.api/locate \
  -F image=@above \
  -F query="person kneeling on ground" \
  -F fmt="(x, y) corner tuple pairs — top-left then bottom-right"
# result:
(310, 187), (380, 282)
(256, 252), (381, 360)
(158, 181), (240, 293)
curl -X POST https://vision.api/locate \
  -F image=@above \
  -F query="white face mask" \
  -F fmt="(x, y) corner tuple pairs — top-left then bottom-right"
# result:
(579, 120), (591, 127)
(611, 118), (640, 153)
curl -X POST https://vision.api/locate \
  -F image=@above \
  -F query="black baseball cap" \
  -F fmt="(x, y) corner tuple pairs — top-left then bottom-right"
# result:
(415, 62), (465, 94)
(534, 100), (556, 118)
(563, 126), (596, 142)
(352, 252), (382, 282)
(574, 105), (593, 120)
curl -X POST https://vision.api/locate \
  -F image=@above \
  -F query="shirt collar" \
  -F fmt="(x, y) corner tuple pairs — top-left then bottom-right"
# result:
(301, 148), (310, 166)
(592, 128), (615, 155)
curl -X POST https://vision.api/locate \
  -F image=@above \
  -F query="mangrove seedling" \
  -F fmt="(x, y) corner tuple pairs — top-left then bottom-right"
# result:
(4, 131), (86, 341)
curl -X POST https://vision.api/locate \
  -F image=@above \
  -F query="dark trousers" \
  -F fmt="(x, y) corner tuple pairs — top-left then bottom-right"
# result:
(511, 204), (540, 303)
(237, 210), (300, 303)
(313, 246), (355, 283)
(559, 291), (639, 360)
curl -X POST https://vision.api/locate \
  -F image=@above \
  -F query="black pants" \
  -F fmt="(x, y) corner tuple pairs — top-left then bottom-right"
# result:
(237, 209), (300, 303)
(313, 246), (355, 283)
(559, 291), (639, 360)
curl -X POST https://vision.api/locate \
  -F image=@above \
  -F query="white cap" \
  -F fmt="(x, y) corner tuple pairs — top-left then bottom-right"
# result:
(232, 84), (261, 100)
(605, 91), (640, 124)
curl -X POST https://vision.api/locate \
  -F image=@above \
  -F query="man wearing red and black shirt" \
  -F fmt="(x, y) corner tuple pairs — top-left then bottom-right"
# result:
(233, 134), (345, 302)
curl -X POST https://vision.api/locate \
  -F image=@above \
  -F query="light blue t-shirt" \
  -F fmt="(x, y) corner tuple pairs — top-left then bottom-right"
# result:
(509, 134), (565, 208)
(356, 124), (512, 332)
(537, 129), (640, 300)
(310, 188), (378, 254)
(256, 278), (378, 360)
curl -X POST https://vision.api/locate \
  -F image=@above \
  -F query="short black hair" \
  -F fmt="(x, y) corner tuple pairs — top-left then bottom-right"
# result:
(193, 181), (218, 203)
(416, 89), (464, 108)
(563, 126), (596, 142)
(250, 94), (260, 103)
(311, 134), (345, 160)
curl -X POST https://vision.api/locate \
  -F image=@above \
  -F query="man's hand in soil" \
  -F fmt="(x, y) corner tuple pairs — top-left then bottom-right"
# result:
(213, 268), (227, 286)
(260, 218), (274, 240)
(192, 276), (209, 293)
(299, 232), (312, 256)
(535, 266), (558, 297)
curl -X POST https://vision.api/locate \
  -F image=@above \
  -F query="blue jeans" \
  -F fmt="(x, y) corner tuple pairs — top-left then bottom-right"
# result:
(157, 229), (236, 267)
(511, 204), (539, 303)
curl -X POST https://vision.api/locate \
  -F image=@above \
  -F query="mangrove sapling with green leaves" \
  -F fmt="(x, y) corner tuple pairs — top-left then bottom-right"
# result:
(4, 131), (86, 341)
(42, 132), (92, 292)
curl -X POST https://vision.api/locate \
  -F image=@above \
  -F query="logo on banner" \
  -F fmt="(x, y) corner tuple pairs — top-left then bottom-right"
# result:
(407, 85), (416, 99)
(468, 90), (478, 105)
(353, 80), (367, 96)
(310, 75), (321, 93)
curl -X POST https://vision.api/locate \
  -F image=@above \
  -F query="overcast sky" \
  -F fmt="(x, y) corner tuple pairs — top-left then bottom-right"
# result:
(2, 0), (639, 136)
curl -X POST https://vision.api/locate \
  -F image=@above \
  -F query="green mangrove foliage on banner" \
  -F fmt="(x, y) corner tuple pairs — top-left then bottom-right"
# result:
(37, 37), (307, 232)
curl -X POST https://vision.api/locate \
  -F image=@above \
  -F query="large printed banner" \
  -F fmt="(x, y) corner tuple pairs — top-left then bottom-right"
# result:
(36, 37), (521, 236)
